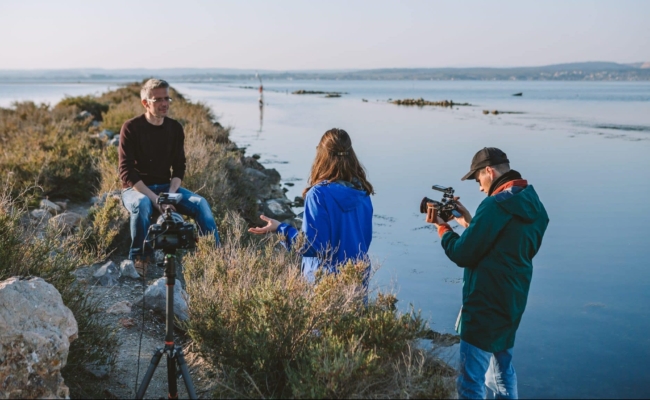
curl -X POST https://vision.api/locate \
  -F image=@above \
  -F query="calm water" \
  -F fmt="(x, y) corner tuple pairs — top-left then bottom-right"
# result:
(2, 81), (649, 398)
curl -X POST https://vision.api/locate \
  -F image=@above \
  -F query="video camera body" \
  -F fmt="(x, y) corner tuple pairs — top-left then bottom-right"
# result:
(420, 185), (462, 222)
(148, 193), (197, 252)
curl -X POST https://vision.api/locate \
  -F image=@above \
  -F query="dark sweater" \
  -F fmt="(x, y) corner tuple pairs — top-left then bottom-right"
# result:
(118, 114), (186, 188)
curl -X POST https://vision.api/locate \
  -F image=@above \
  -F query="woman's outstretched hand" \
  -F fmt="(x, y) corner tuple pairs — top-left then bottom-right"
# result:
(248, 215), (281, 234)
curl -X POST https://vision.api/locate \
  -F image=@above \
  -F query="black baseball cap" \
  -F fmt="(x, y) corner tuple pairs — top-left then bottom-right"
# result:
(461, 147), (510, 181)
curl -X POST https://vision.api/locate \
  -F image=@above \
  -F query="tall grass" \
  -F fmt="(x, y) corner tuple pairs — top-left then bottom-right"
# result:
(184, 214), (455, 398)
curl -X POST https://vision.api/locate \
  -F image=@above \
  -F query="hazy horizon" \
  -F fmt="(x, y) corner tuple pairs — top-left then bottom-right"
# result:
(1, 0), (648, 70)
(0, 61), (648, 73)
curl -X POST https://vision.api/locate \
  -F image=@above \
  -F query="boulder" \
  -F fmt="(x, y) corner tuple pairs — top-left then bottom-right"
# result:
(30, 209), (52, 221)
(245, 168), (272, 199)
(40, 199), (61, 215)
(263, 168), (282, 185)
(136, 278), (189, 321)
(263, 199), (295, 221)
(54, 201), (68, 211)
(242, 156), (265, 170)
(245, 167), (268, 183)
(49, 212), (83, 233)
(293, 196), (305, 207)
(108, 137), (119, 147)
(93, 261), (121, 287)
(120, 260), (141, 279)
(0, 277), (78, 399)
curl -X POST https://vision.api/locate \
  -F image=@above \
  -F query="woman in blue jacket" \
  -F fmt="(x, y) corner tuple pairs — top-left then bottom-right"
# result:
(248, 128), (374, 286)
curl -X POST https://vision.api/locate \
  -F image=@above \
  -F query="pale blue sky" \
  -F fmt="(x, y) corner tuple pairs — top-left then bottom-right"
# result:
(0, 0), (648, 70)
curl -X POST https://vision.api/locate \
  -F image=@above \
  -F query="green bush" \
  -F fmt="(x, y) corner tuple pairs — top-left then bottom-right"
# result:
(101, 100), (141, 133)
(184, 214), (454, 398)
(81, 195), (130, 257)
(0, 102), (103, 202)
(56, 95), (109, 121)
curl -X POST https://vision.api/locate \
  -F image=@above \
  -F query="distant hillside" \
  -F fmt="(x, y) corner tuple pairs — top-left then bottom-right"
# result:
(1, 62), (649, 82)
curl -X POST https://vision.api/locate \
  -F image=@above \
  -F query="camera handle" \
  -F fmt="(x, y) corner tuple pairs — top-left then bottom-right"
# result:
(135, 252), (197, 399)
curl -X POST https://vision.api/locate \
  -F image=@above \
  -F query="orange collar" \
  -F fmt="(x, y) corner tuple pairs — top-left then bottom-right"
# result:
(492, 179), (528, 196)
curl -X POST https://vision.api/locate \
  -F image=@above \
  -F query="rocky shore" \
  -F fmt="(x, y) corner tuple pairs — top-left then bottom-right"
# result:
(241, 150), (303, 228)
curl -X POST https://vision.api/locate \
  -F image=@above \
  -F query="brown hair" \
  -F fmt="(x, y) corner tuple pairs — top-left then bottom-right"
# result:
(302, 128), (374, 197)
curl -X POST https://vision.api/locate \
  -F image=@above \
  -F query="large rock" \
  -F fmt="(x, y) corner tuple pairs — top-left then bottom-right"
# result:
(245, 168), (272, 199)
(93, 261), (121, 287)
(0, 277), (78, 399)
(119, 260), (140, 279)
(30, 209), (52, 221)
(39, 199), (61, 215)
(262, 168), (281, 185)
(263, 199), (295, 221)
(136, 278), (189, 321)
(49, 212), (83, 233)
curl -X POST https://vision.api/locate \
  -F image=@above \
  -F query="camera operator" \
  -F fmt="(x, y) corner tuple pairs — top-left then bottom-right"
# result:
(119, 79), (220, 275)
(426, 147), (549, 399)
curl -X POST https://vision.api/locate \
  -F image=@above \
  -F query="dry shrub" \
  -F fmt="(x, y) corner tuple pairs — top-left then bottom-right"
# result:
(184, 213), (455, 399)
(0, 102), (102, 202)
(101, 100), (141, 133)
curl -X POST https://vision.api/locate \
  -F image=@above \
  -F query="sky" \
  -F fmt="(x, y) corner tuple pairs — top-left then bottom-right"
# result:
(0, 0), (648, 70)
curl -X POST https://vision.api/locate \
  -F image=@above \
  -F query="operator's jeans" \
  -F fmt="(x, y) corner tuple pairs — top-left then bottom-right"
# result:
(457, 340), (518, 399)
(121, 184), (220, 260)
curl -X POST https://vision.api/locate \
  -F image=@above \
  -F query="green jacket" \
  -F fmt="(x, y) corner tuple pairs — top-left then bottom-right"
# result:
(440, 183), (548, 352)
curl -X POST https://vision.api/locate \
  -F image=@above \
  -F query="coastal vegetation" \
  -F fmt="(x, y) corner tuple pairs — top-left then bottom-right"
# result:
(391, 98), (472, 107)
(0, 82), (455, 398)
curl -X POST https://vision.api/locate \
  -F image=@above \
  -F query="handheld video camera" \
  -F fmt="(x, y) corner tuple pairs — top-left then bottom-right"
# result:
(147, 193), (197, 252)
(419, 185), (462, 222)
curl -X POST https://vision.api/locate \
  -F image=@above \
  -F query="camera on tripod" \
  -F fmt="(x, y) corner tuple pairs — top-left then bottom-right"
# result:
(420, 185), (462, 222)
(148, 193), (197, 252)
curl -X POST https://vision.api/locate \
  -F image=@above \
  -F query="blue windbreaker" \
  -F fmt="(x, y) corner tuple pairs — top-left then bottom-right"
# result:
(277, 180), (373, 284)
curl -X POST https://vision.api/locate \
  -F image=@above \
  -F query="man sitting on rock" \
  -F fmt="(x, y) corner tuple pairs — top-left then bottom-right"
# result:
(119, 78), (220, 275)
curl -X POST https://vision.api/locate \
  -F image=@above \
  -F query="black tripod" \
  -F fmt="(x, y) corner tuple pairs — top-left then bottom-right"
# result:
(135, 252), (197, 399)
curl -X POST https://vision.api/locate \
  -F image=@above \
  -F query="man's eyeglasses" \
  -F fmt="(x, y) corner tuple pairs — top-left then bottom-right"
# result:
(147, 97), (172, 103)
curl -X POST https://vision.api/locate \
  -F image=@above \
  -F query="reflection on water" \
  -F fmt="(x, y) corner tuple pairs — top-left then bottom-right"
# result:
(1, 81), (649, 399)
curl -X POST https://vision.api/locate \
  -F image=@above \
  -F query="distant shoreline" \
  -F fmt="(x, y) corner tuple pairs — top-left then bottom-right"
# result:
(1, 62), (649, 82)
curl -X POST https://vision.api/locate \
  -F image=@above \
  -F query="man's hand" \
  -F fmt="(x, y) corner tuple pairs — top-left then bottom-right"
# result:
(248, 215), (281, 234)
(452, 197), (472, 228)
(425, 203), (446, 227)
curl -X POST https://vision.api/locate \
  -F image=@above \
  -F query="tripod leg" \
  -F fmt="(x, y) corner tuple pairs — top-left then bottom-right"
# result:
(176, 348), (198, 399)
(135, 348), (164, 399)
(168, 349), (179, 399)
